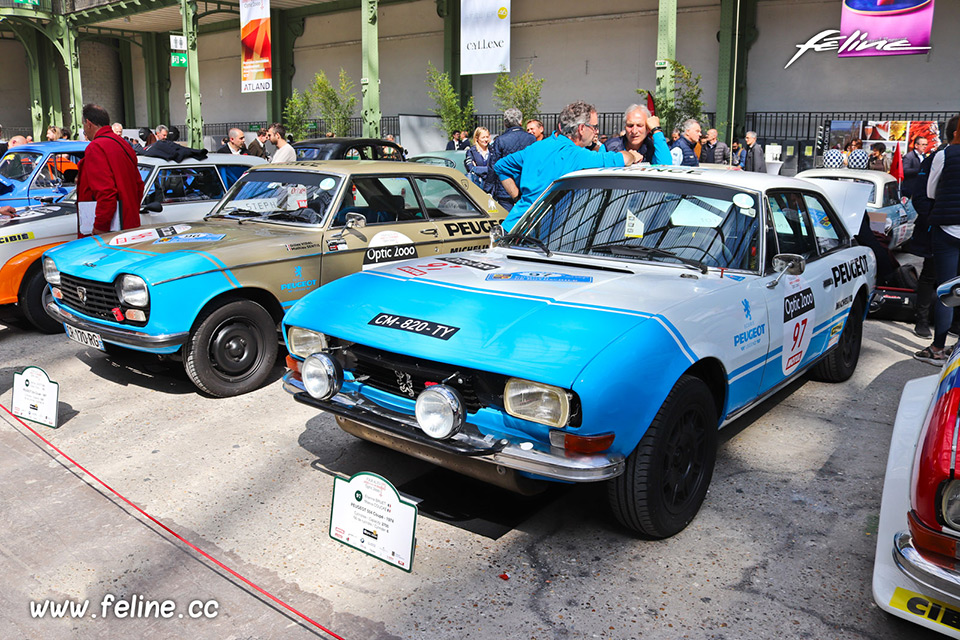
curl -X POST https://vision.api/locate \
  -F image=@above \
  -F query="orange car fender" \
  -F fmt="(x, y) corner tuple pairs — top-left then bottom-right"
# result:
(0, 242), (64, 305)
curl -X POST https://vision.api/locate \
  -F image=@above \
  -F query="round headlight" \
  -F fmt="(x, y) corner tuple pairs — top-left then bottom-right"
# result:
(118, 274), (149, 307)
(942, 480), (960, 530)
(287, 327), (328, 358)
(415, 384), (465, 440)
(301, 353), (343, 400)
(43, 256), (60, 286)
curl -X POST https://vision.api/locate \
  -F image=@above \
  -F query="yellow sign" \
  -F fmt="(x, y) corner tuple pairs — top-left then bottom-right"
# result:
(889, 587), (960, 632)
(0, 231), (35, 245)
(498, 7), (508, 19)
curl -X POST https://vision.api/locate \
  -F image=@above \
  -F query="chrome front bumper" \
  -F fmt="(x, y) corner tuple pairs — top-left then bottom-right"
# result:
(894, 531), (960, 609)
(283, 372), (624, 483)
(45, 300), (189, 350)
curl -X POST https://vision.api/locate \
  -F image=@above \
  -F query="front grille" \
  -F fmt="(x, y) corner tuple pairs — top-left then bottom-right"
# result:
(59, 274), (121, 321)
(340, 344), (503, 414)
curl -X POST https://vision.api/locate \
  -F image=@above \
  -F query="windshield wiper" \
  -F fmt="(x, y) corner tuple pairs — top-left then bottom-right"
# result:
(496, 232), (553, 257)
(590, 242), (707, 274)
(209, 207), (265, 221)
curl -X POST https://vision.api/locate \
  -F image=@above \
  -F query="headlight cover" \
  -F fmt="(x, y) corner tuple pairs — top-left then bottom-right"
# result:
(118, 274), (149, 307)
(43, 256), (60, 285)
(288, 327), (328, 358)
(415, 385), (465, 439)
(942, 480), (960, 530)
(301, 353), (343, 400)
(504, 378), (570, 428)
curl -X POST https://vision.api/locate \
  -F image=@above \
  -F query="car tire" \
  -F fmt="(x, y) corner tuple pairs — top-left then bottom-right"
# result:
(19, 265), (63, 334)
(811, 297), (863, 383)
(184, 299), (278, 397)
(608, 374), (718, 539)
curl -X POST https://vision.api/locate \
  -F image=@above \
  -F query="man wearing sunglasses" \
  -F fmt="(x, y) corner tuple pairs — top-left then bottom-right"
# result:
(495, 100), (642, 231)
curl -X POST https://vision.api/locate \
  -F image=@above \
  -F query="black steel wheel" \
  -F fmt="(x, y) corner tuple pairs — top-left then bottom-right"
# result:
(19, 264), (62, 334)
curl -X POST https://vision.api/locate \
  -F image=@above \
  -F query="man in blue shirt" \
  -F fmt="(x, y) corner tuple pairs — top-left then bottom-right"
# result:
(495, 100), (641, 230)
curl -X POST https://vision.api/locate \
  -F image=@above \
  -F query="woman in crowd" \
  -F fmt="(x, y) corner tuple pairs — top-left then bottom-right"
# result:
(464, 126), (491, 189)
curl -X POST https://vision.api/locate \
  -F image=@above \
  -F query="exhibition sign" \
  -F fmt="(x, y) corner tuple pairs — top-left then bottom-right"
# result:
(240, 0), (272, 93)
(12, 367), (59, 429)
(460, 0), (511, 75)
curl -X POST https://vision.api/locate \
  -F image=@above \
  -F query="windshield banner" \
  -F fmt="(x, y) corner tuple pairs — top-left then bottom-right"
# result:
(460, 0), (510, 76)
(240, 0), (272, 92)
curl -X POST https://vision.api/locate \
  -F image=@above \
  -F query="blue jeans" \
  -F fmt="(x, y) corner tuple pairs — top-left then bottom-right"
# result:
(931, 226), (960, 348)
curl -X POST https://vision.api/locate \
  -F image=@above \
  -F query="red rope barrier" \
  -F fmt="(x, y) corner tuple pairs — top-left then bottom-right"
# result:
(0, 403), (345, 640)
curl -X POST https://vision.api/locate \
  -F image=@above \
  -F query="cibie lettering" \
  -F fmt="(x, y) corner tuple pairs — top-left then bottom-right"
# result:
(444, 220), (493, 237)
(785, 29), (931, 69)
(905, 595), (960, 630)
(734, 324), (766, 346)
(832, 255), (869, 287)
(784, 288), (815, 321)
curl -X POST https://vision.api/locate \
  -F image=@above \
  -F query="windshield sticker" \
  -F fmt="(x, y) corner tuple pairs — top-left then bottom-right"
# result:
(228, 198), (278, 212)
(624, 211), (644, 238)
(0, 231), (35, 244)
(319, 178), (336, 191)
(369, 313), (460, 340)
(362, 231), (417, 270)
(438, 256), (499, 271)
(286, 184), (308, 209)
(444, 219), (495, 237)
(286, 241), (323, 252)
(733, 194), (754, 209)
(108, 224), (191, 246)
(152, 233), (225, 244)
(486, 271), (593, 283)
(782, 278), (816, 375)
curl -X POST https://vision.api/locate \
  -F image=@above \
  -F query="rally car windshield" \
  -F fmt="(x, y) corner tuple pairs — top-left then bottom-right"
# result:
(510, 177), (763, 272)
(212, 170), (342, 225)
(0, 152), (42, 182)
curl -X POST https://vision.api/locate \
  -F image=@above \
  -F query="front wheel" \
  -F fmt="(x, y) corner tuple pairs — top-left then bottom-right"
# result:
(184, 299), (278, 397)
(608, 375), (718, 539)
(811, 297), (863, 382)
(19, 265), (63, 334)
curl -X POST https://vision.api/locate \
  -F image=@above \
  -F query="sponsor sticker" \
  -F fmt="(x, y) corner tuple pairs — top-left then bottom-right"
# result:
(832, 254), (869, 287)
(0, 231), (35, 244)
(152, 233), (225, 244)
(397, 262), (464, 277)
(325, 240), (348, 252)
(782, 278), (816, 375)
(362, 231), (417, 270)
(108, 224), (191, 246)
(835, 294), (853, 310)
(285, 241), (323, 251)
(485, 271), (593, 283)
(827, 321), (844, 348)
(438, 256), (499, 271)
(449, 243), (486, 254)
(368, 313), (460, 340)
(734, 298), (766, 351)
(443, 219), (495, 237)
(625, 211), (644, 238)
(889, 587), (960, 632)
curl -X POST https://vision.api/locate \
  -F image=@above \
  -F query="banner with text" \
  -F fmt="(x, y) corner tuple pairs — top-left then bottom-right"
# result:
(460, 0), (510, 76)
(838, 0), (934, 58)
(240, 0), (272, 93)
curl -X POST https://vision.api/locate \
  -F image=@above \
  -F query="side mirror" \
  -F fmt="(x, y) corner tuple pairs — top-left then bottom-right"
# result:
(938, 276), (960, 308)
(141, 201), (163, 214)
(767, 253), (806, 289)
(345, 212), (366, 229)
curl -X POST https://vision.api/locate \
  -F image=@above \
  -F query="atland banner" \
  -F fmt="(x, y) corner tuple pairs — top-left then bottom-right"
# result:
(240, 0), (272, 93)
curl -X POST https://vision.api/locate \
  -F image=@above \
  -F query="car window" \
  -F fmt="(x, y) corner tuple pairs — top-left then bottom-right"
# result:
(414, 176), (484, 219)
(376, 145), (402, 161)
(768, 191), (817, 260)
(802, 193), (843, 254)
(296, 147), (324, 161)
(344, 146), (375, 160)
(138, 164), (154, 184)
(215, 169), (342, 225)
(217, 165), (249, 189)
(331, 176), (424, 227)
(34, 152), (83, 188)
(882, 181), (900, 207)
(0, 152), (41, 182)
(511, 176), (762, 271)
(814, 176), (877, 203)
(144, 166), (225, 204)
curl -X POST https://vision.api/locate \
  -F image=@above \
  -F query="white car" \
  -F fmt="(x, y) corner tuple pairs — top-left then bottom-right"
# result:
(796, 168), (915, 249)
(0, 154), (263, 332)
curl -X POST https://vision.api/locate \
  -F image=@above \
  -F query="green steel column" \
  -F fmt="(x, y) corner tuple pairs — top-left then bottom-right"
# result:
(180, 0), (203, 147)
(58, 16), (83, 135)
(361, 0), (381, 138)
(142, 33), (172, 127)
(267, 11), (304, 125)
(118, 39), (137, 127)
(38, 36), (64, 132)
(715, 0), (758, 146)
(440, 0), (471, 109)
(655, 0), (677, 110)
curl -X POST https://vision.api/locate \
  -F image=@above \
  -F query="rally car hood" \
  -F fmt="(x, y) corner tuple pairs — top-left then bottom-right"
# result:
(286, 248), (740, 389)
(46, 219), (320, 284)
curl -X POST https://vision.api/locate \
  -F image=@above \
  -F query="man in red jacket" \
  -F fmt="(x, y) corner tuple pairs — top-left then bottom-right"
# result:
(76, 103), (144, 236)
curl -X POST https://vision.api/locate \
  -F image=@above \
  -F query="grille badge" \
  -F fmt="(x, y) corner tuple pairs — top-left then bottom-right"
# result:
(76, 286), (87, 305)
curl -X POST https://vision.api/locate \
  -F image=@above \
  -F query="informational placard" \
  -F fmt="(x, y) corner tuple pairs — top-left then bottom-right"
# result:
(330, 473), (417, 572)
(240, 0), (272, 92)
(170, 35), (187, 51)
(170, 52), (187, 68)
(460, 0), (511, 76)
(12, 367), (60, 429)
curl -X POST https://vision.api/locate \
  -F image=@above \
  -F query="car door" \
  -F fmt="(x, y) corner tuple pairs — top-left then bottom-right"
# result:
(412, 174), (497, 254)
(319, 174), (442, 284)
(758, 190), (843, 394)
(140, 165), (227, 225)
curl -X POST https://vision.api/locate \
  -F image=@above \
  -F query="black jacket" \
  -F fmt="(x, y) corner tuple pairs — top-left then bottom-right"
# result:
(485, 126), (535, 203)
(929, 145), (960, 226)
(141, 140), (209, 162)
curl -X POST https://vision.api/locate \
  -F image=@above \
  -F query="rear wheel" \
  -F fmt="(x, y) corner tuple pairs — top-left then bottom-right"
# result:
(19, 265), (63, 334)
(184, 299), (278, 397)
(608, 375), (718, 538)
(812, 297), (863, 382)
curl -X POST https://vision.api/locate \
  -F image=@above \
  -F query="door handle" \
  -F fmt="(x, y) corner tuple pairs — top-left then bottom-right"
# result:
(420, 228), (438, 236)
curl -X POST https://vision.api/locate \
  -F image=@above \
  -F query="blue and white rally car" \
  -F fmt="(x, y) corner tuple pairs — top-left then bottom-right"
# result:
(281, 166), (876, 538)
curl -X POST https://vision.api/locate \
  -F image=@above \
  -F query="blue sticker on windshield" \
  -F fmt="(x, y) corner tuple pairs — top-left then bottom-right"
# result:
(153, 233), (226, 244)
(485, 271), (593, 283)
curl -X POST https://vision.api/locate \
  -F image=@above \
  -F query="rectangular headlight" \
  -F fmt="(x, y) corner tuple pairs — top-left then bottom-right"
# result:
(287, 326), (328, 358)
(504, 378), (570, 428)
(118, 274), (149, 307)
(43, 256), (60, 285)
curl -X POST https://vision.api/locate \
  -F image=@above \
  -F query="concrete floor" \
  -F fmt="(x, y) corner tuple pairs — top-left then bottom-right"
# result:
(0, 313), (946, 639)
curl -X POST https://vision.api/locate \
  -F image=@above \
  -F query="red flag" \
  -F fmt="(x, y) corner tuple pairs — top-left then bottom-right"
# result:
(646, 91), (656, 116)
(889, 142), (904, 182)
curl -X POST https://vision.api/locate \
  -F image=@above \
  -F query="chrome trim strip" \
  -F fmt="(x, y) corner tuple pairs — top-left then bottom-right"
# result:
(894, 531), (960, 608)
(46, 301), (188, 349)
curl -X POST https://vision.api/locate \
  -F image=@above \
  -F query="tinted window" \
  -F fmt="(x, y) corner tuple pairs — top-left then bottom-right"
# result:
(414, 176), (484, 219)
(144, 166), (225, 204)
(768, 191), (817, 260)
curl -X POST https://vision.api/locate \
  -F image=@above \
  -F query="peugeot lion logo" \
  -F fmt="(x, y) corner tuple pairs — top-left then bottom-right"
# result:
(76, 286), (87, 305)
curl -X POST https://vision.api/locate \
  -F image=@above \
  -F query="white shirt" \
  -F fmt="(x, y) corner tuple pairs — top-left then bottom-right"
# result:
(271, 143), (296, 164)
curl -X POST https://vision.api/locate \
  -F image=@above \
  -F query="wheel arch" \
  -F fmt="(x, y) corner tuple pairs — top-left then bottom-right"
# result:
(2, 243), (63, 305)
(189, 287), (285, 335)
(682, 357), (728, 421)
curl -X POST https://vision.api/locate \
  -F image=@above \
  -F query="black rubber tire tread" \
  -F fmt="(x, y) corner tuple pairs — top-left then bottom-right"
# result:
(19, 265), (63, 334)
(607, 374), (718, 539)
(811, 297), (863, 383)
(184, 299), (278, 397)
